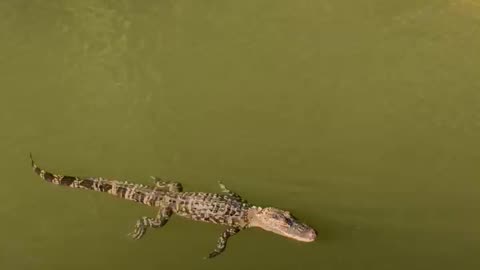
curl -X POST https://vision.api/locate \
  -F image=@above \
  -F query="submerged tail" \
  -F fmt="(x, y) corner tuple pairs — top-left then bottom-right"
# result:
(29, 153), (156, 205)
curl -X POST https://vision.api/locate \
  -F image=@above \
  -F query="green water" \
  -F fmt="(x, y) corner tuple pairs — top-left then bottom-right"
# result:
(1, 0), (479, 269)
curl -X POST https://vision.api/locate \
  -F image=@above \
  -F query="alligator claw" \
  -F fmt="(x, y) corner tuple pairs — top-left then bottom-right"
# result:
(128, 229), (144, 240)
(128, 220), (146, 240)
(204, 252), (220, 259)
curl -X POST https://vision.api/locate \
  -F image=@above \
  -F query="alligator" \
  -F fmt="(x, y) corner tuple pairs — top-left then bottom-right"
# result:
(30, 154), (316, 258)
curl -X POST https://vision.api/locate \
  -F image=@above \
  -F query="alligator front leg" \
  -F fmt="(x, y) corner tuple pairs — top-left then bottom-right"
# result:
(206, 227), (241, 259)
(129, 207), (172, 240)
(150, 176), (183, 192)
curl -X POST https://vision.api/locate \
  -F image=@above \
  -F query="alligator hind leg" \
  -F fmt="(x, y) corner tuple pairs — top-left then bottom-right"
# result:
(129, 207), (172, 240)
(150, 176), (183, 192)
(218, 181), (243, 201)
(206, 227), (241, 259)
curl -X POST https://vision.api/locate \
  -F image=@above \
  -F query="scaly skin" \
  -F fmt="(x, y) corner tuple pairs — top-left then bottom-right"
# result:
(30, 154), (317, 258)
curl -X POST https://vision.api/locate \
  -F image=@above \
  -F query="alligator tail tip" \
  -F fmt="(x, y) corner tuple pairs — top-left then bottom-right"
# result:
(29, 152), (36, 168)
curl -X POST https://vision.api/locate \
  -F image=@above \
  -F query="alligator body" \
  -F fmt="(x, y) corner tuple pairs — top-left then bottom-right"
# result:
(30, 154), (316, 258)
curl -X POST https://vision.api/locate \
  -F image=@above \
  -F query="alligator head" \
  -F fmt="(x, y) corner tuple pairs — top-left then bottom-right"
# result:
(248, 207), (316, 242)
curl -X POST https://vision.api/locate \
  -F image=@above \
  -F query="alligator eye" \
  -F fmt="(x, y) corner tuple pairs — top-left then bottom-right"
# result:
(285, 218), (293, 226)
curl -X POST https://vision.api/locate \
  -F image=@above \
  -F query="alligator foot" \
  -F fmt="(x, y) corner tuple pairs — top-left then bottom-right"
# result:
(205, 227), (241, 259)
(128, 207), (172, 240)
(218, 181), (244, 202)
(150, 176), (183, 192)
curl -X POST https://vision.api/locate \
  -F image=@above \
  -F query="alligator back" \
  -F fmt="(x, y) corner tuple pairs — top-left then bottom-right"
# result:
(169, 192), (249, 227)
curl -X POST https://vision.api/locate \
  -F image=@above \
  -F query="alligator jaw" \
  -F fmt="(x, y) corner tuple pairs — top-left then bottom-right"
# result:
(247, 207), (317, 242)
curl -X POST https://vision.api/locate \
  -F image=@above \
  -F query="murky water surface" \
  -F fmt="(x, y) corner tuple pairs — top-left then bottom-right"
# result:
(1, 1), (479, 269)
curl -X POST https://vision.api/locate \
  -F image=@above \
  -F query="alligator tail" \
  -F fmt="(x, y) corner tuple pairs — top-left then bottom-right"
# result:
(29, 153), (120, 193)
(29, 153), (156, 205)
(30, 153), (81, 186)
